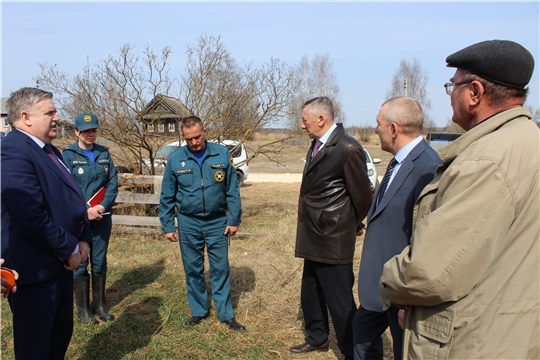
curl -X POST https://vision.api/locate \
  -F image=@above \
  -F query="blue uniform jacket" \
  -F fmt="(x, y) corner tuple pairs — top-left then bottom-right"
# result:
(159, 142), (242, 233)
(62, 143), (118, 210)
(1, 130), (93, 285)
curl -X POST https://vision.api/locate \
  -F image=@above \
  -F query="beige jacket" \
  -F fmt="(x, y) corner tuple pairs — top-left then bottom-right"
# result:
(380, 107), (539, 359)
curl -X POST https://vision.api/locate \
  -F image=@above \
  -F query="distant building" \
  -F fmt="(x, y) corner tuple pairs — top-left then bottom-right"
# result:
(1, 98), (10, 136)
(142, 95), (191, 137)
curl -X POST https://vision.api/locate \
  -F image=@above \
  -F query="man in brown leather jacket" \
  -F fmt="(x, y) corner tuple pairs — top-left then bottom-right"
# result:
(290, 97), (372, 359)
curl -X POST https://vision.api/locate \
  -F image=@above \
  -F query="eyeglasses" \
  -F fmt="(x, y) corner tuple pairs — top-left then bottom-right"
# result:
(444, 80), (473, 95)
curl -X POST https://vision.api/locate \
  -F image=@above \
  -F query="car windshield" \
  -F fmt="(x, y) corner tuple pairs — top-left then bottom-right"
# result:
(156, 145), (179, 158)
(225, 144), (242, 158)
(363, 150), (372, 164)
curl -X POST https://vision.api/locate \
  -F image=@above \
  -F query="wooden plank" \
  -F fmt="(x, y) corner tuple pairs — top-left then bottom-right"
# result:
(118, 175), (163, 186)
(112, 215), (161, 226)
(112, 215), (176, 227)
(116, 193), (160, 204)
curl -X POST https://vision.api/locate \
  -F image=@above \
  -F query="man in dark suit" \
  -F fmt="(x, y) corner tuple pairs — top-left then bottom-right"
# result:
(353, 97), (441, 360)
(290, 97), (372, 359)
(1, 87), (92, 359)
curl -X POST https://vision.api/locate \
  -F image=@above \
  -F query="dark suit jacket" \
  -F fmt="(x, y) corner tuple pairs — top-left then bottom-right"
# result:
(358, 139), (440, 311)
(295, 124), (373, 264)
(1, 129), (92, 285)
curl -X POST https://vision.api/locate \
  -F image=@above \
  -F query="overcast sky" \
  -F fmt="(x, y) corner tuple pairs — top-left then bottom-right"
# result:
(2, 1), (539, 127)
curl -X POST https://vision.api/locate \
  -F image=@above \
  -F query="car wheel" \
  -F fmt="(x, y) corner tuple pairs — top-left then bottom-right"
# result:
(236, 171), (245, 188)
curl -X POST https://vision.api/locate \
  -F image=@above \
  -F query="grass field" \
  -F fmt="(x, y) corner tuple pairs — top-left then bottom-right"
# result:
(1, 132), (395, 359)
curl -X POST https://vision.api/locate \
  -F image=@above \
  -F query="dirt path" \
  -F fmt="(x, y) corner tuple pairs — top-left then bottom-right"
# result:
(247, 173), (382, 183)
(246, 173), (302, 183)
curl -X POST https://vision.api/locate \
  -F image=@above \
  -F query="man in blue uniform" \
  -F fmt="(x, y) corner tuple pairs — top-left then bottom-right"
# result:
(159, 116), (245, 331)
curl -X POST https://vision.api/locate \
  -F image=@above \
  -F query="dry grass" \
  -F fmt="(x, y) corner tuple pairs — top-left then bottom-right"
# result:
(2, 131), (396, 359)
(1, 182), (395, 359)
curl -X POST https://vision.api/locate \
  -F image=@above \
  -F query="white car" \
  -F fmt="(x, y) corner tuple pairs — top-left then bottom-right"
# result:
(154, 140), (249, 187)
(364, 149), (381, 193)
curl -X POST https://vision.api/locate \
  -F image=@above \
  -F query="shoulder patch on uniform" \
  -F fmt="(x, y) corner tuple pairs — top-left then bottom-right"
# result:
(229, 157), (236, 168)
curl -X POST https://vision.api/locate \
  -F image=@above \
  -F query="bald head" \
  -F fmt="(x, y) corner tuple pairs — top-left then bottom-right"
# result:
(376, 97), (424, 155)
(381, 97), (424, 136)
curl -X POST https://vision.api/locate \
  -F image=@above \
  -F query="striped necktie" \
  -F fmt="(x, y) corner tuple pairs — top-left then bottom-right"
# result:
(376, 157), (398, 206)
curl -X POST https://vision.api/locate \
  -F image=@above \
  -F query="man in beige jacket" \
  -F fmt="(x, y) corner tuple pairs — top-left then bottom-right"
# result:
(380, 40), (539, 359)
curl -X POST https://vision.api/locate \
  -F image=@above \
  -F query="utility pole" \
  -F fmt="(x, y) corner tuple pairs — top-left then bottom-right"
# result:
(403, 80), (408, 97)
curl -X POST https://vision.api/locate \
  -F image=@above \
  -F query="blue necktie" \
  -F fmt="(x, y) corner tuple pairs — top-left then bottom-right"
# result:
(376, 157), (398, 207)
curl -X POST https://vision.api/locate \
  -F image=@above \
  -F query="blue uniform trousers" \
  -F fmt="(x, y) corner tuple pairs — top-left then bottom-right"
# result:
(8, 270), (74, 359)
(74, 216), (112, 278)
(178, 213), (234, 321)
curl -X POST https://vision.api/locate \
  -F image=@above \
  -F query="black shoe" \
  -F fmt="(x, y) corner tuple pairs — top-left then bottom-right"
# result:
(185, 315), (207, 326)
(221, 318), (246, 332)
(289, 341), (329, 353)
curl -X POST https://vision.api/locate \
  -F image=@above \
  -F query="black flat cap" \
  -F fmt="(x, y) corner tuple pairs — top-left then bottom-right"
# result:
(446, 40), (534, 89)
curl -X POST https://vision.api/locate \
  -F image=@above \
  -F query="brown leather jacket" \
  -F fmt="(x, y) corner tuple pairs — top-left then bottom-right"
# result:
(295, 124), (373, 264)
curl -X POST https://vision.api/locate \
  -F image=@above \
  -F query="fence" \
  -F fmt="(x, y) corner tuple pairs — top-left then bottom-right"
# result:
(113, 174), (163, 227)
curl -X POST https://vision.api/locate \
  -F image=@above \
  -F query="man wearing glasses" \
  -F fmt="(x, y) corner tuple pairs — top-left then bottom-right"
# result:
(380, 40), (538, 359)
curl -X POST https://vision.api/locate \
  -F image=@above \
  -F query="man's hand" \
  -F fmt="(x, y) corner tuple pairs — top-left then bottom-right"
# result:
(78, 241), (90, 263)
(224, 226), (239, 236)
(398, 308), (405, 329)
(164, 232), (179, 242)
(87, 205), (106, 221)
(64, 252), (81, 271)
(1, 259), (18, 298)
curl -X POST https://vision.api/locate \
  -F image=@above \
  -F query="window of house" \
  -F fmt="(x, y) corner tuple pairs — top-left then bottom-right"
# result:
(158, 123), (164, 133)
(169, 123), (175, 132)
(147, 124), (154, 133)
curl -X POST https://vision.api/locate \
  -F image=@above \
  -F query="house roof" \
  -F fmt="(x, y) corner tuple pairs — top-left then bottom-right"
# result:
(142, 94), (191, 121)
(1, 98), (8, 115)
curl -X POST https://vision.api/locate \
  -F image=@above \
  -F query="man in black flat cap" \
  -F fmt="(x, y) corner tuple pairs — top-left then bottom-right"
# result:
(379, 40), (539, 359)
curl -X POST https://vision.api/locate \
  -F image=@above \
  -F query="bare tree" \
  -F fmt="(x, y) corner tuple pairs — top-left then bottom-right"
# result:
(387, 58), (433, 125)
(525, 106), (540, 128)
(285, 53), (345, 132)
(37, 36), (301, 173)
(36, 44), (177, 174)
(180, 34), (298, 164)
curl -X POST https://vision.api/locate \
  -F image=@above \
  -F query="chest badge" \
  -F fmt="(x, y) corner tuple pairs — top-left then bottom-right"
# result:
(104, 165), (109, 175)
(181, 161), (185, 167)
(78, 167), (84, 175)
(214, 170), (225, 182)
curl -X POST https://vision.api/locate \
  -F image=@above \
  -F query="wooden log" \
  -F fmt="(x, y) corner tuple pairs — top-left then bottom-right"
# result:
(112, 215), (162, 226)
(116, 193), (160, 204)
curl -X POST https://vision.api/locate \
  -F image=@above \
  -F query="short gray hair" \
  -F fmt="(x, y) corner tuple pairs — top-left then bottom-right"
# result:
(302, 97), (334, 120)
(180, 116), (203, 132)
(460, 71), (529, 107)
(6, 87), (53, 126)
(382, 97), (424, 135)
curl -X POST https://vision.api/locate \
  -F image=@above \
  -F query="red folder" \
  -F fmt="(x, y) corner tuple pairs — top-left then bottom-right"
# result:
(87, 187), (106, 207)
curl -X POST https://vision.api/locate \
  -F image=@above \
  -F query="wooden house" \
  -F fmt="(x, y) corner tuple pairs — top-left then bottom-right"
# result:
(142, 95), (191, 136)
